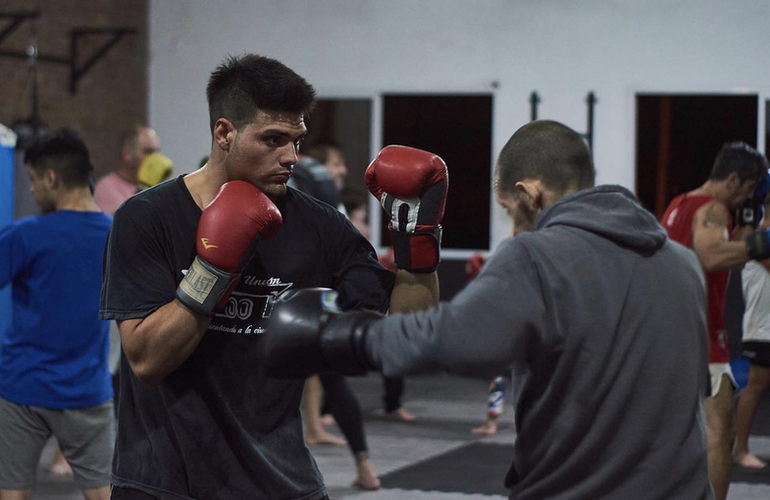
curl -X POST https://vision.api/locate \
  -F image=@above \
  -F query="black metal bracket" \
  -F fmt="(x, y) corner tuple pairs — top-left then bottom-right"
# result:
(0, 11), (38, 45)
(0, 11), (137, 93)
(584, 91), (597, 155)
(529, 91), (541, 122)
(528, 90), (598, 156)
(68, 28), (137, 93)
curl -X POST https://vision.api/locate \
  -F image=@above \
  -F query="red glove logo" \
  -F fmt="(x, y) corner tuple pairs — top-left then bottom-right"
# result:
(200, 238), (219, 250)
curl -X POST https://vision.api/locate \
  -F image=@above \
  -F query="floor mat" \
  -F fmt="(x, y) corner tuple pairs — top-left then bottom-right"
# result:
(379, 441), (770, 493)
(731, 457), (770, 485)
(379, 441), (512, 496)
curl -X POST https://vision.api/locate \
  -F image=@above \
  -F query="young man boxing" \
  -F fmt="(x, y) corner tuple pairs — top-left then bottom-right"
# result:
(101, 53), (444, 500)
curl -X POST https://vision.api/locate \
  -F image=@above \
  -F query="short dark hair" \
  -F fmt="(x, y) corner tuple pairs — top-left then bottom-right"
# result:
(495, 120), (595, 196)
(206, 54), (316, 133)
(24, 129), (93, 188)
(709, 141), (768, 182)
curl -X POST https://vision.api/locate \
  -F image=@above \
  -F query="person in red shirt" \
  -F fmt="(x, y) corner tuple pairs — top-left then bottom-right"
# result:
(660, 141), (769, 500)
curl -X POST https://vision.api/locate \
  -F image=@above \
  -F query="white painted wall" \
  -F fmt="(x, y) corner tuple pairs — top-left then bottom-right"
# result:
(149, 0), (770, 250)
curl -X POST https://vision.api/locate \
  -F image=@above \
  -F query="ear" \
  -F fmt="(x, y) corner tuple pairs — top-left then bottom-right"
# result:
(213, 118), (236, 152)
(43, 168), (57, 188)
(726, 171), (741, 188)
(514, 179), (545, 210)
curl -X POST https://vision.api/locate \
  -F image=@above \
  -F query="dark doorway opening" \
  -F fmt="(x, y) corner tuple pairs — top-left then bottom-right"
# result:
(635, 94), (758, 219)
(381, 94), (493, 251)
(636, 94), (761, 370)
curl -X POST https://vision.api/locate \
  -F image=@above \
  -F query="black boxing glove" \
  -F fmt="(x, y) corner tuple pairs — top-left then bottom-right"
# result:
(746, 228), (770, 261)
(264, 288), (382, 378)
(737, 169), (770, 228)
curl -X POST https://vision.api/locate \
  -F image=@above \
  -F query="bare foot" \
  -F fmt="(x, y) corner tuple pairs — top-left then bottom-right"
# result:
(387, 407), (417, 422)
(352, 457), (381, 490)
(320, 413), (336, 427)
(48, 453), (73, 476)
(471, 419), (498, 435)
(304, 429), (347, 446)
(734, 451), (767, 469)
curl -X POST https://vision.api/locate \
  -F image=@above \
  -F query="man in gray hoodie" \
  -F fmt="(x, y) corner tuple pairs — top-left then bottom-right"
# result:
(265, 120), (714, 499)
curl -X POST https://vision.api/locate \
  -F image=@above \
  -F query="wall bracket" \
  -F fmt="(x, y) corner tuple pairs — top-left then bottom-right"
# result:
(528, 90), (598, 156)
(0, 11), (137, 94)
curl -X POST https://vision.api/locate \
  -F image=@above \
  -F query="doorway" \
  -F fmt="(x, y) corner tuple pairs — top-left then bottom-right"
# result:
(635, 94), (758, 218)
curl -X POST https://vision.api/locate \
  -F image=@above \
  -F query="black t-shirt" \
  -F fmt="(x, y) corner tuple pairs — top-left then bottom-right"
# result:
(101, 176), (395, 500)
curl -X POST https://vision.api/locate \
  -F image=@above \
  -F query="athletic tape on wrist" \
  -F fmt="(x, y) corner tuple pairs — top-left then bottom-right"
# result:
(176, 256), (237, 316)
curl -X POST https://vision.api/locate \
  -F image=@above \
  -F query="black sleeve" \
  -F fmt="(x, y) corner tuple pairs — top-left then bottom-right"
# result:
(100, 196), (185, 320)
(332, 217), (395, 314)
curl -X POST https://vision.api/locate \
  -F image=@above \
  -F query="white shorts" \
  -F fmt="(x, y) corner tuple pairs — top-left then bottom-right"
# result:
(708, 363), (737, 398)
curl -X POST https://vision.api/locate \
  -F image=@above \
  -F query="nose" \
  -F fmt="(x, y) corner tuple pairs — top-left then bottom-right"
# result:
(281, 143), (299, 166)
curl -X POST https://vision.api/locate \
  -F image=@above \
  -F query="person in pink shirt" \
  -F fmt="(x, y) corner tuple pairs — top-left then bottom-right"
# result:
(93, 126), (161, 215)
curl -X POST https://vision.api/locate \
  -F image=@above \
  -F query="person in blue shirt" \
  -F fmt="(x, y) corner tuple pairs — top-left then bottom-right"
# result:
(0, 129), (114, 500)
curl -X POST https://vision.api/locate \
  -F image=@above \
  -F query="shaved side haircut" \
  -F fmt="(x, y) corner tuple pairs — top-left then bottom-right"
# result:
(25, 129), (94, 189)
(206, 54), (317, 134)
(495, 120), (595, 197)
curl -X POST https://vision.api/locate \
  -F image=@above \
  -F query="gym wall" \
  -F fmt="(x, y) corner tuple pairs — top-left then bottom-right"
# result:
(0, 0), (148, 201)
(147, 0), (770, 252)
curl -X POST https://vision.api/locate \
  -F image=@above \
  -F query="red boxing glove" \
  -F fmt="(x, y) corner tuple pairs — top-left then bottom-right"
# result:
(465, 252), (487, 281)
(366, 145), (448, 273)
(177, 181), (282, 316)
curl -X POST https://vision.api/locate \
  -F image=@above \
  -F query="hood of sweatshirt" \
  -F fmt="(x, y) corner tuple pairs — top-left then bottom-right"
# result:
(534, 184), (667, 252)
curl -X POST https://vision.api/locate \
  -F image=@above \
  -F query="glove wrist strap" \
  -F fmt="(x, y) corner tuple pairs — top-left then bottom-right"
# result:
(321, 310), (382, 375)
(176, 256), (238, 316)
(391, 225), (442, 273)
(746, 231), (770, 261)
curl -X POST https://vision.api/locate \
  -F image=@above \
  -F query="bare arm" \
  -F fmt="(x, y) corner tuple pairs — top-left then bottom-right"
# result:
(692, 200), (750, 271)
(389, 270), (439, 314)
(119, 301), (211, 386)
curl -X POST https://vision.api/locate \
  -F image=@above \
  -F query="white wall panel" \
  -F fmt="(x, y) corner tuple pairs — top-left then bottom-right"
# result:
(149, 0), (770, 247)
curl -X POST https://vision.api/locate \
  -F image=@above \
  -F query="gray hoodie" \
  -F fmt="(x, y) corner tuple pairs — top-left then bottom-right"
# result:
(366, 185), (713, 499)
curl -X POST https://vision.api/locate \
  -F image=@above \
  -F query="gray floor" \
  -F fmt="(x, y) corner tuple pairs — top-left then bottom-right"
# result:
(32, 373), (770, 499)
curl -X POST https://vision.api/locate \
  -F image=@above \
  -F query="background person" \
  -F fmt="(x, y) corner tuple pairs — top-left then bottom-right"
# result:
(0, 129), (114, 500)
(660, 142), (769, 500)
(340, 185), (417, 423)
(463, 251), (512, 437)
(307, 143), (348, 191)
(91, 125), (171, 453)
(287, 143), (384, 488)
(734, 196), (770, 469)
(93, 125), (161, 215)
